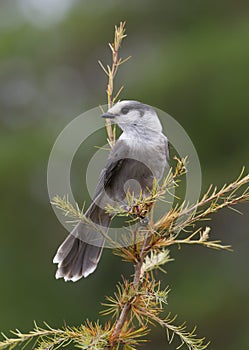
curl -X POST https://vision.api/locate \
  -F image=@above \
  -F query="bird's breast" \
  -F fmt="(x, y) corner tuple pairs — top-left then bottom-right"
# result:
(122, 137), (167, 181)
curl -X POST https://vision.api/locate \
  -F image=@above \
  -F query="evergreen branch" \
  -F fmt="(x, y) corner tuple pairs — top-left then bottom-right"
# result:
(109, 245), (150, 344)
(153, 168), (249, 239)
(164, 317), (209, 350)
(111, 163), (247, 271)
(51, 195), (119, 249)
(51, 195), (84, 222)
(103, 167), (249, 349)
(99, 21), (131, 147)
(161, 226), (232, 251)
(148, 313), (209, 350)
(172, 168), (249, 233)
(0, 322), (111, 350)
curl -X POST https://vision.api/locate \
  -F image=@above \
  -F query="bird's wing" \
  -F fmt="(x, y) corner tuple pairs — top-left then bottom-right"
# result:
(89, 135), (169, 210)
(90, 139), (129, 201)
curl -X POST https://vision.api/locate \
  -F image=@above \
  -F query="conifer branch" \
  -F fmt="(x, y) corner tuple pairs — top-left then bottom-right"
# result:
(154, 313), (210, 350)
(0, 322), (111, 350)
(99, 21), (131, 147)
(51, 195), (85, 223)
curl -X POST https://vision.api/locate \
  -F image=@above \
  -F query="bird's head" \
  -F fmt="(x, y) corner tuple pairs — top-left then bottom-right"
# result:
(102, 100), (162, 133)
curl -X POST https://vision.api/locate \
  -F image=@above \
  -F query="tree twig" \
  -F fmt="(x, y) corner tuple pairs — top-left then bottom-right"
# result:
(99, 21), (131, 147)
(110, 231), (151, 346)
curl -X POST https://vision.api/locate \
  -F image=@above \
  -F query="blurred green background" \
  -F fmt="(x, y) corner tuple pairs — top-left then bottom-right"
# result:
(0, 0), (249, 349)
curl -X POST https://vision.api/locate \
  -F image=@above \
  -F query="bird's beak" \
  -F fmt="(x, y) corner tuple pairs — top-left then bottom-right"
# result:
(101, 112), (116, 119)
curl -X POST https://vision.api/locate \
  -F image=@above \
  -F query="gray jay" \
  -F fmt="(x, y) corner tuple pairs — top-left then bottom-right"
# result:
(53, 100), (169, 281)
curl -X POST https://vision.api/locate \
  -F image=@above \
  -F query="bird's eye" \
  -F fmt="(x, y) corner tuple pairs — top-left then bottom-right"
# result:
(121, 107), (129, 115)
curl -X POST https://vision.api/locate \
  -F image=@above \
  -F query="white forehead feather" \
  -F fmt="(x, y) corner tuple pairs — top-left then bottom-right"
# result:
(108, 100), (135, 113)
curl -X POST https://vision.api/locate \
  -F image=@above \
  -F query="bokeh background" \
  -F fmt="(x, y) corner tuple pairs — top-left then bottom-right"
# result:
(0, 0), (249, 349)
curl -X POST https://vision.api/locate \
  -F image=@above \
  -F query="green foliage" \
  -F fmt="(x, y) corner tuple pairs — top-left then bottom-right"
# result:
(162, 315), (210, 350)
(51, 195), (85, 223)
(0, 322), (111, 350)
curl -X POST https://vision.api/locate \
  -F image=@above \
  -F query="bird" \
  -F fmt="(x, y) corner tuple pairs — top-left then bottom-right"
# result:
(53, 100), (169, 282)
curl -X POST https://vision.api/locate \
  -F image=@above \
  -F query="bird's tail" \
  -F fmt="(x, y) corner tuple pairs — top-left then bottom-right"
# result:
(53, 204), (110, 282)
